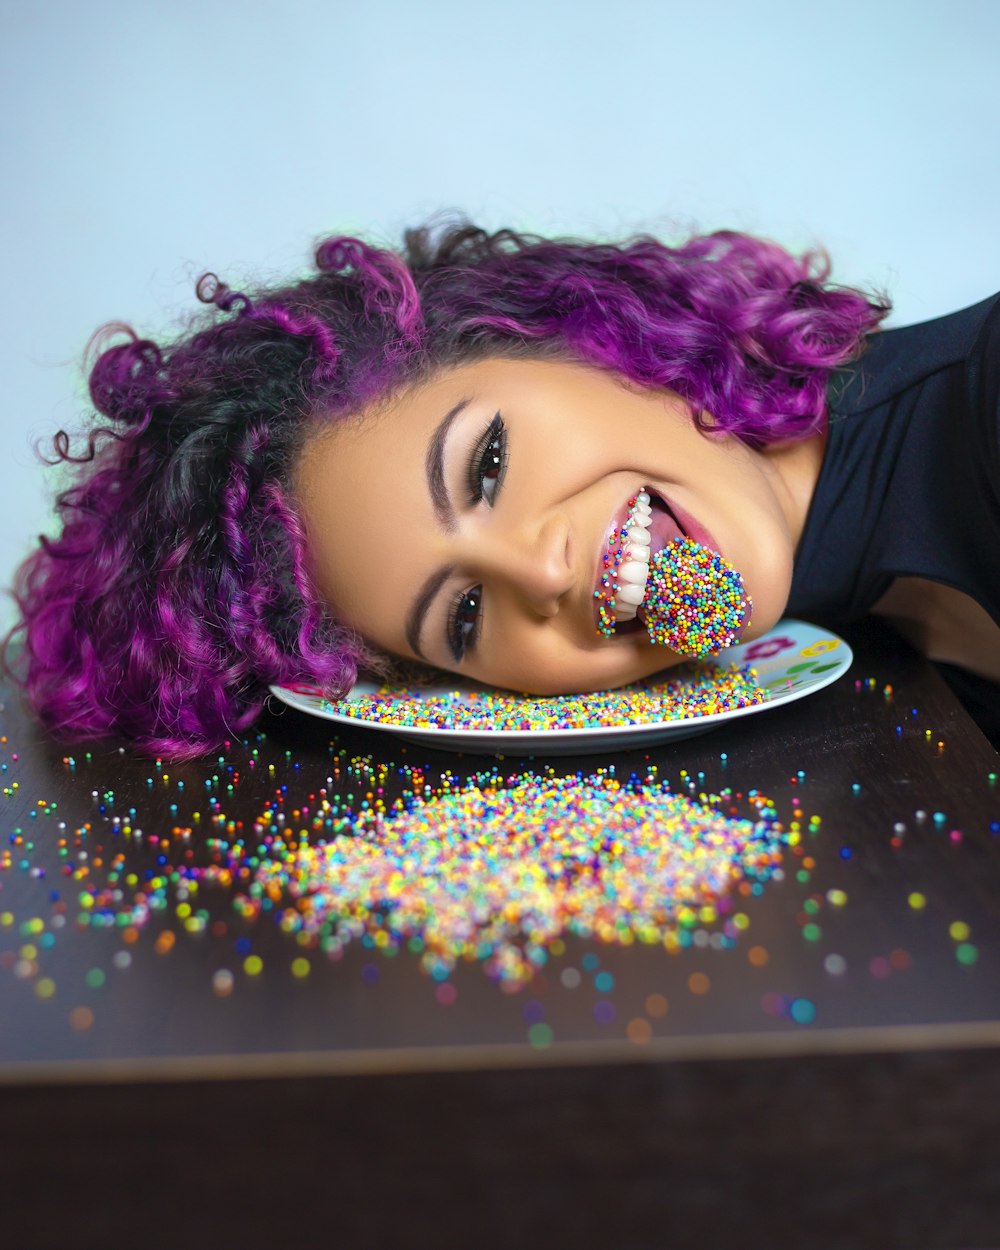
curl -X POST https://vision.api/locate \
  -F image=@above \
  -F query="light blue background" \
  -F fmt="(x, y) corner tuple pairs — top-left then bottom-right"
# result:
(3, 0), (999, 630)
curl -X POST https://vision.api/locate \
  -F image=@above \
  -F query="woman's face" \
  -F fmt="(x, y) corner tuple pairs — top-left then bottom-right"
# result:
(296, 358), (818, 693)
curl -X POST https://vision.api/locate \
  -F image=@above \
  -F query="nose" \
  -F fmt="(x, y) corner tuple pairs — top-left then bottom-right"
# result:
(460, 511), (575, 618)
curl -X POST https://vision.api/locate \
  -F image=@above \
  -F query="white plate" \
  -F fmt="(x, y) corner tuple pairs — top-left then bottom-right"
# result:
(269, 619), (851, 755)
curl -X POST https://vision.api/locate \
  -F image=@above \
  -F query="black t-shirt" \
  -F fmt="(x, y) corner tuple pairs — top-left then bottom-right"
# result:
(787, 293), (1000, 746)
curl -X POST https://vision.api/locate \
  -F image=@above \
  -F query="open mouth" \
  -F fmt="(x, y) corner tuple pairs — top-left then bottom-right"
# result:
(594, 488), (687, 636)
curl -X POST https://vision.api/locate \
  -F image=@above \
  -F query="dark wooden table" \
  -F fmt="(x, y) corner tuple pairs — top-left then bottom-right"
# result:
(0, 618), (998, 1250)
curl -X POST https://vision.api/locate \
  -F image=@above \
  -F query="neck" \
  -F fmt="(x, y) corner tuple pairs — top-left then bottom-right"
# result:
(763, 428), (829, 550)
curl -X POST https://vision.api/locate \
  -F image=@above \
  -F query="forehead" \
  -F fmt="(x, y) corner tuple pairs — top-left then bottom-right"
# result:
(294, 356), (610, 619)
(302, 354), (611, 470)
(293, 363), (470, 616)
(295, 352), (671, 533)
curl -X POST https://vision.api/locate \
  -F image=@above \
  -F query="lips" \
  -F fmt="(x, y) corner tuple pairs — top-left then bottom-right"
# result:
(594, 488), (689, 635)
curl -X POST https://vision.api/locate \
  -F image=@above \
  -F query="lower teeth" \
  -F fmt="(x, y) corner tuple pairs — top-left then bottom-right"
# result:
(640, 538), (751, 657)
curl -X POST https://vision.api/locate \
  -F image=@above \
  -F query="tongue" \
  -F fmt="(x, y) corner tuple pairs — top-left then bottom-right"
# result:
(646, 497), (685, 552)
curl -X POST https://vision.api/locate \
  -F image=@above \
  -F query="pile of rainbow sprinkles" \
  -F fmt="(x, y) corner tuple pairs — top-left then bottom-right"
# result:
(261, 769), (789, 987)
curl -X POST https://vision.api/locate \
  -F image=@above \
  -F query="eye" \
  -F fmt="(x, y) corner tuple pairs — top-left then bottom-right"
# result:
(467, 412), (508, 507)
(447, 584), (483, 662)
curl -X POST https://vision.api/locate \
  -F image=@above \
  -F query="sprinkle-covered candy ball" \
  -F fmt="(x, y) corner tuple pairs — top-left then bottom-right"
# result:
(643, 537), (751, 657)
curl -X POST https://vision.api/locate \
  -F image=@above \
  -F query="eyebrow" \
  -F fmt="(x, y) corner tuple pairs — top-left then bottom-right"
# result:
(405, 564), (455, 660)
(426, 397), (470, 533)
(405, 397), (472, 661)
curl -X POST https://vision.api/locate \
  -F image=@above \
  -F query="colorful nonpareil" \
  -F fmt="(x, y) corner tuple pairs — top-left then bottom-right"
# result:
(262, 771), (788, 986)
(326, 662), (764, 731)
(643, 538), (752, 657)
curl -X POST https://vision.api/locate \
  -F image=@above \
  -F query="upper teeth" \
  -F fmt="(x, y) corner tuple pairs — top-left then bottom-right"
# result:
(614, 492), (651, 621)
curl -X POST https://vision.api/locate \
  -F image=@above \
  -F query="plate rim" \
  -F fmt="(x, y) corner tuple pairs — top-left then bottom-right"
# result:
(268, 619), (852, 746)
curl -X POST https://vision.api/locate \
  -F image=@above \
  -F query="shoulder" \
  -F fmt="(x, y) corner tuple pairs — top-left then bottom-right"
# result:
(829, 292), (1000, 416)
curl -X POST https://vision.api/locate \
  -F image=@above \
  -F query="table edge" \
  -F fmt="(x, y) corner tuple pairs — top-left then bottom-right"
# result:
(2, 1017), (999, 1087)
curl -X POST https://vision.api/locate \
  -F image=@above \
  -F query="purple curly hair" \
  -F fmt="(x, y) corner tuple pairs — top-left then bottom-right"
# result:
(7, 222), (889, 757)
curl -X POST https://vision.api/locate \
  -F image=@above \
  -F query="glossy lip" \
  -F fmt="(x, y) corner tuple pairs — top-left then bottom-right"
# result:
(592, 490), (648, 630)
(663, 494), (720, 555)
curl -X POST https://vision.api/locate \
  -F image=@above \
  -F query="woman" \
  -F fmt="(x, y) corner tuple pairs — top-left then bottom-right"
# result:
(8, 223), (999, 753)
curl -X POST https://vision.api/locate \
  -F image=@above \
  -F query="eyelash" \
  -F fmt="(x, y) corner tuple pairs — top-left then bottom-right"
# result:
(448, 413), (507, 662)
(447, 585), (483, 663)
(466, 411), (508, 507)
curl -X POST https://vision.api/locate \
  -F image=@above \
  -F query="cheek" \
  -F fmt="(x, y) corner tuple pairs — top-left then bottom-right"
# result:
(320, 548), (401, 652)
(712, 460), (795, 613)
(741, 547), (794, 639)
